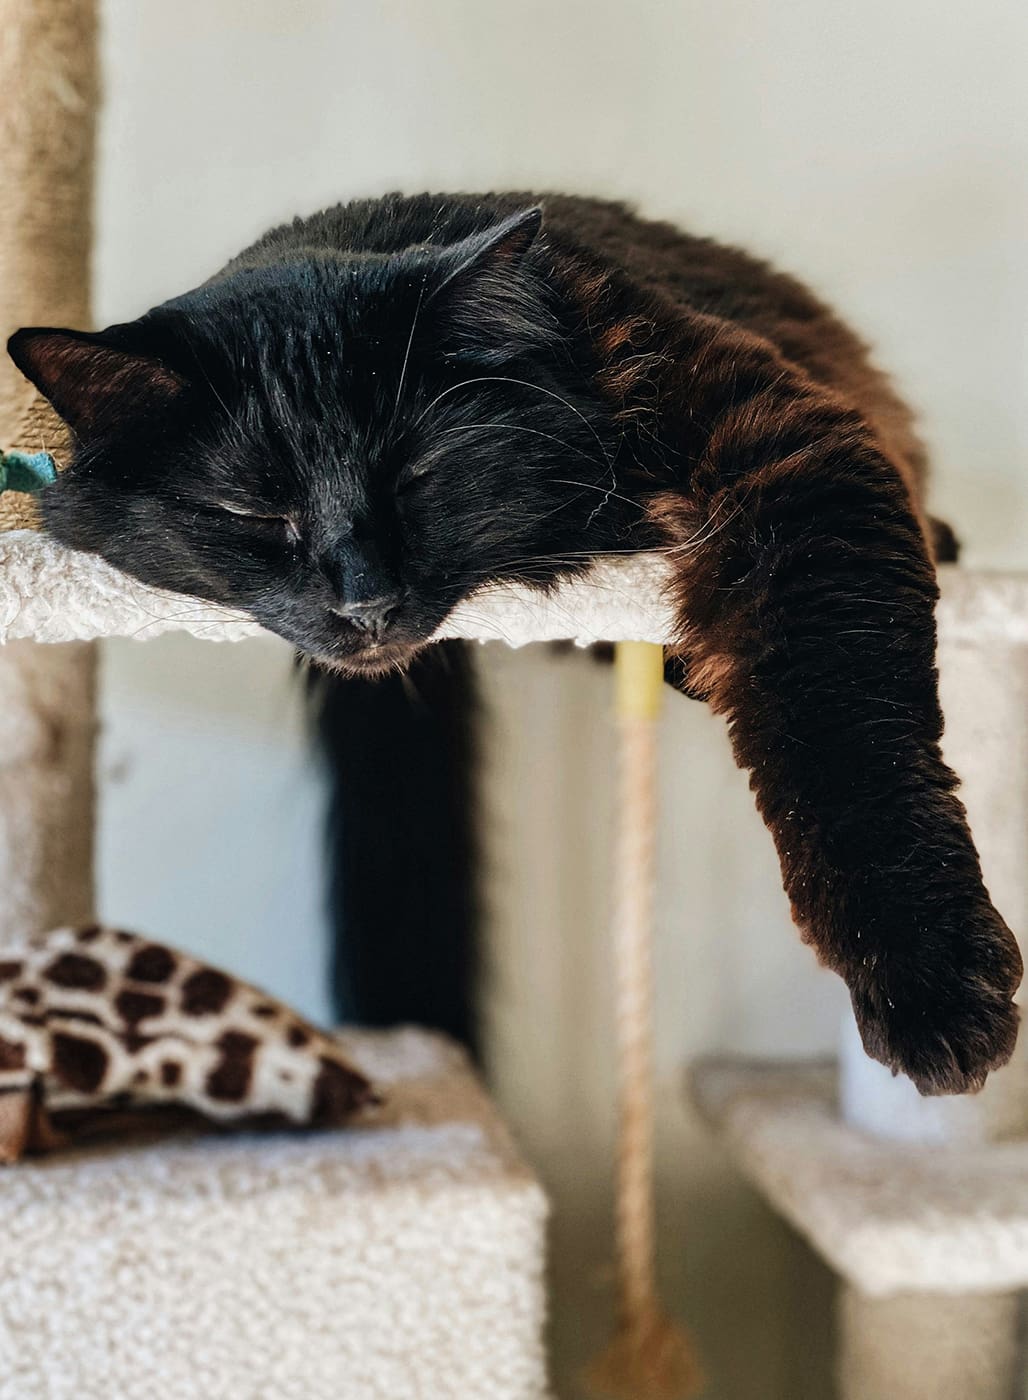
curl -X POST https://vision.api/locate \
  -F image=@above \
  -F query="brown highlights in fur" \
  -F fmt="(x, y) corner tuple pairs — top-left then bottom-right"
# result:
(644, 335), (1021, 1092)
(561, 262), (610, 318)
(9, 187), (1019, 1101)
(596, 317), (647, 357)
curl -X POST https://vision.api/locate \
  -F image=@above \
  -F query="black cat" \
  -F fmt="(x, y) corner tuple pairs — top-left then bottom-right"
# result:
(9, 192), (1021, 1093)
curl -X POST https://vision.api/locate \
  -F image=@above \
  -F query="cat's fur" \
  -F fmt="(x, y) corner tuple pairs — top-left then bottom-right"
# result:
(8, 192), (1021, 1094)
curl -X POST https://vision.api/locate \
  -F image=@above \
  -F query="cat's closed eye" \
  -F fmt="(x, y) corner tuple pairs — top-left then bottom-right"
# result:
(217, 501), (301, 544)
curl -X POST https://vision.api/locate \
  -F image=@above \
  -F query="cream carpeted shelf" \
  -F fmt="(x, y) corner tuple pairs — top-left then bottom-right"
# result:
(0, 530), (675, 647)
(692, 1057), (1028, 1296)
(3, 529), (1027, 649)
(691, 1060), (1028, 1400)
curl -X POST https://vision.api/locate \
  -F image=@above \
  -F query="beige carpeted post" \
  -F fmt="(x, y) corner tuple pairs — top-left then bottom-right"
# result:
(838, 1287), (1021, 1400)
(0, 0), (99, 945)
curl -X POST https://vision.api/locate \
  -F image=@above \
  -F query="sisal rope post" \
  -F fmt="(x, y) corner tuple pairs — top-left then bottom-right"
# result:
(0, 0), (99, 951)
(586, 641), (704, 1400)
(0, 0), (98, 530)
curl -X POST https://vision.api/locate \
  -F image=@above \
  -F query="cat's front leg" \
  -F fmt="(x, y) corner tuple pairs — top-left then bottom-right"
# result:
(649, 373), (1021, 1095)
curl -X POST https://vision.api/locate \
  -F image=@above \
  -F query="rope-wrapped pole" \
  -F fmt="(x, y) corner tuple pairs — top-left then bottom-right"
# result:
(0, 0), (99, 948)
(586, 641), (704, 1400)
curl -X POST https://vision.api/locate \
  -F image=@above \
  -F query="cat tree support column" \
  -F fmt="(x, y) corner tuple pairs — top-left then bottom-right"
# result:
(0, 0), (100, 947)
(0, 643), (95, 943)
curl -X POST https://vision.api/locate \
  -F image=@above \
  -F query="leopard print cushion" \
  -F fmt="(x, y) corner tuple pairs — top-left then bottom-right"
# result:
(0, 925), (377, 1159)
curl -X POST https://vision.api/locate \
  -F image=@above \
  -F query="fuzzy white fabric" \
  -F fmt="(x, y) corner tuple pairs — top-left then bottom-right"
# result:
(3, 530), (1028, 649)
(0, 531), (675, 647)
(0, 533), (263, 646)
(0, 1027), (549, 1400)
(692, 1058), (1028, 1297)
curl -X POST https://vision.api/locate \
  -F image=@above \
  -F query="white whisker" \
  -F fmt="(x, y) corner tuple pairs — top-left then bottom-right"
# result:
(394, 277), (427, 414)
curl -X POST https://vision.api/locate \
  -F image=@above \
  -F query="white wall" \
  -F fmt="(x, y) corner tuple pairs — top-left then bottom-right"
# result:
(97, 0), (1028, 567)
(98, 632), (332, 1022)
(93, 4), (1027, 1396)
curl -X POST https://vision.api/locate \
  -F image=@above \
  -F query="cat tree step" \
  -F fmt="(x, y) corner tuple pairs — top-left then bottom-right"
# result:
(3, 529), (1026, 650)
(691, 1057), (1028, 1295)
(0, 530), (672, 648)
(691, 1058), (1028, 1400)
(0, 1027), (549, 1400)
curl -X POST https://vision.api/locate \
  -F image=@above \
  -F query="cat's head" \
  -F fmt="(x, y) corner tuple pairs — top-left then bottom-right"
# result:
(8, 208), (619, 673)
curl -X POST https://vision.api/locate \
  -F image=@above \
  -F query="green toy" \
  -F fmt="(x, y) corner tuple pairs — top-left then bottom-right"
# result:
(0, 449), (58, 495)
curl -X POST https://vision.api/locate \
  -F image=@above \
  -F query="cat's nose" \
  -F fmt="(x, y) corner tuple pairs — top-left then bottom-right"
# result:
(333, 593), (403, 641)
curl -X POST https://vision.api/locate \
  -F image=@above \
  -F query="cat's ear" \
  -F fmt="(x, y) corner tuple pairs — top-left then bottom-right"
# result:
(438, 207), (543, 289)
(433, 208), (558, 364)
(7, 327), (188, 440)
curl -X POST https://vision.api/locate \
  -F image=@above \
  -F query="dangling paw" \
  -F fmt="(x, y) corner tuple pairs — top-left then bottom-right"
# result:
(848, 901), (1022, 1096)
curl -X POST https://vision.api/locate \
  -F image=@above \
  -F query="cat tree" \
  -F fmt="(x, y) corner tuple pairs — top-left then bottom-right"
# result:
(2, 4), (1026, 1398)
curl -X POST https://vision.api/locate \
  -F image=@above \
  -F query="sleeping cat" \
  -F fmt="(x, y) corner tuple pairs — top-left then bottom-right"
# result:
(7, 192), (1021, 1095)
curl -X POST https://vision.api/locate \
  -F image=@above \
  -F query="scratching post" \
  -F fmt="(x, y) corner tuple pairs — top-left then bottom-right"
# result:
(587, 642), (703, 1400)
(0, 0), (99, 949)
(0, 0), (98, 528)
